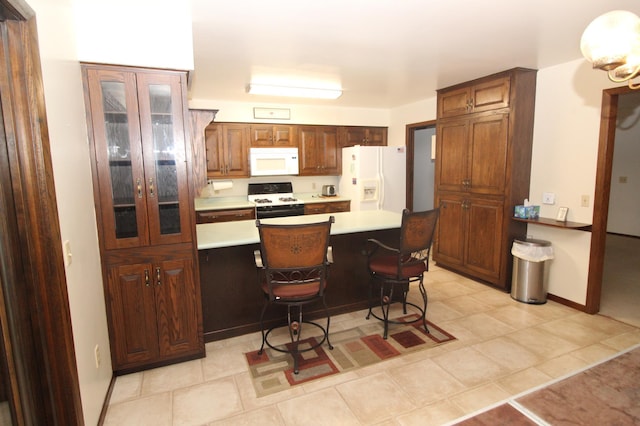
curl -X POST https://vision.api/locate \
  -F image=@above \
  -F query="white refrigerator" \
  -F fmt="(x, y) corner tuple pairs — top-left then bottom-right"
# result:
(338, 145), (406, 213)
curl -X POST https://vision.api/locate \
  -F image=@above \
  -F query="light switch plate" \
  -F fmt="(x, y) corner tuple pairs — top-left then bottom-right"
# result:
(63, 240), (72, 267)
(542, 192), (555, 205)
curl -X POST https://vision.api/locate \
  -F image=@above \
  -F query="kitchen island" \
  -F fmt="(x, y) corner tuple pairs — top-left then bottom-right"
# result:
(197, 210), (402, 341)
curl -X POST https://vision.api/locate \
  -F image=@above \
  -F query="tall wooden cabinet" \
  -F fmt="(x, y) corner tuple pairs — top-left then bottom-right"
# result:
(433, 68), (537, 289)
(82, 64), (204, 373)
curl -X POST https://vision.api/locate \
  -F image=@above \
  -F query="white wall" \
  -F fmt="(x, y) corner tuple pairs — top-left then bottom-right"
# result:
(608, 92), (640, 236)
(188, 98), (390, 126)
(73, 0), (194, 70)
(28, 0), (111, 424)
(527, 58), (616, 304)
(389, 98), (438, 147)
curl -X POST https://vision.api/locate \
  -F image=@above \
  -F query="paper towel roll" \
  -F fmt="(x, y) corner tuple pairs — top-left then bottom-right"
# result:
(211, 180), (233, 191)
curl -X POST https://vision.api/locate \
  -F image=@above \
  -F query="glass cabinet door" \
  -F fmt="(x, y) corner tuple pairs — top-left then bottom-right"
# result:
(137, 72), (192, 246)
(85, 68), (149, 249)
(84, 66), (192, 250)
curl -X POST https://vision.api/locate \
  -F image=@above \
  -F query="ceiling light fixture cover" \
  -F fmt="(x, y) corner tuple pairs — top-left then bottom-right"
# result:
(247, 83), (342, 99)
(581, 10), (640, 89)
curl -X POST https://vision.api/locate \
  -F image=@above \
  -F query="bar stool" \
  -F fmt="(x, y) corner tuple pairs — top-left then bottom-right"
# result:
(254, 216), (334, 374)
(366, 208), (439, 339)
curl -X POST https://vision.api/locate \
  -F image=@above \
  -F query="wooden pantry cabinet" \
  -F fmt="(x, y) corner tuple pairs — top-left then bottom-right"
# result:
(82, 64), (204, 373)
(433, 68), (537, 290)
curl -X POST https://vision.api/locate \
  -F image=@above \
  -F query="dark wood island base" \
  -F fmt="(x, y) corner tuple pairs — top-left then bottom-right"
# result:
(199, 228), (399, 342)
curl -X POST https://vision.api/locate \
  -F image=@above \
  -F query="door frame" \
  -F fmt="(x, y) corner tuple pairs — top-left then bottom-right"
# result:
(585, 85), (630, 314)
(405, 120), (437, 211)
(0, 0), (84, 423)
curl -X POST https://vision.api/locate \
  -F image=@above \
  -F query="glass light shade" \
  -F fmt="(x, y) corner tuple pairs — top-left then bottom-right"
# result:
(580, 10), (640, 71)
(247, 83), (342, 99)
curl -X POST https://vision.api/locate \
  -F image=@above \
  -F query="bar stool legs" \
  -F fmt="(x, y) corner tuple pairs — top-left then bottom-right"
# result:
(366, 276), (429, 340)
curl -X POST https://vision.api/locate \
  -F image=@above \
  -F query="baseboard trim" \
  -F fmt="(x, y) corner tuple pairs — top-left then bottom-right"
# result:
(546, 293), (587, 312)
(97, 373), (116, 426)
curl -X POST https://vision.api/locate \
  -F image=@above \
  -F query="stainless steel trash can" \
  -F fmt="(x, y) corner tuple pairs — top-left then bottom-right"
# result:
(510, 239), (553, 304)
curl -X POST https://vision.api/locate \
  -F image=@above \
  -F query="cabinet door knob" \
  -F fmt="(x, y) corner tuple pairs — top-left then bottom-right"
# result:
(156, 267), (161, 286)
(148, 178), (155, 197)
(144, 269), (150, 287)
(137, 178), (143, 199)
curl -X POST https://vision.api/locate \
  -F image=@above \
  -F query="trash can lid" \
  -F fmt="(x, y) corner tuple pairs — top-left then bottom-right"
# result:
(513, 238), (552, 247)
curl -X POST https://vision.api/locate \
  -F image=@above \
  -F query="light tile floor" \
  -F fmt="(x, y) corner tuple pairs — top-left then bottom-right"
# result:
(104, 264), (640, 425)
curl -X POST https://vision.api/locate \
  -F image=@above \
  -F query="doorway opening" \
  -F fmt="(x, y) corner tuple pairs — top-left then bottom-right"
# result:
(406, 120), (436, 212)
(589, 88), (640, 327)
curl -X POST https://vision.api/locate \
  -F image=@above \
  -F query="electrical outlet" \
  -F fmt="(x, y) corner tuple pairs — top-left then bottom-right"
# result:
(581, 194), (590, 207)
(312, 182), (317, 190)
(94, 344), (101, 369)
(542, 192), (555, 205)
(207, 179), (214, 186)
(619, 176), (628, 183)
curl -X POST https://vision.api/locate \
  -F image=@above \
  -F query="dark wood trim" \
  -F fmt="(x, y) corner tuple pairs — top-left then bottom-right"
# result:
(405, 120), (436, 211)
(586, 86), (629, 314)
(546, 293), (586, 312)
(0, 3), (84, 424)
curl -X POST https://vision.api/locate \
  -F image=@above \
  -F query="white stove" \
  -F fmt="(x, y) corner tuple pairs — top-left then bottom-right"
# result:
(248, 182), (305, 218)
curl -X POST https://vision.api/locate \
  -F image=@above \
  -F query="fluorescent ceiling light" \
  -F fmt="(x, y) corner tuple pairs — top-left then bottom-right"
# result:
(247, 83), (342, 99)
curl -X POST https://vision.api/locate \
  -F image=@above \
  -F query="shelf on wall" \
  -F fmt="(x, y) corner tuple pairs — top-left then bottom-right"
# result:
(512, 216), (592, 232)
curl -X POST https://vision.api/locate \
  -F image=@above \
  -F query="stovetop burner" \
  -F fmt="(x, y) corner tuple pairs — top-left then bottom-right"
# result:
(279, 197), (298, 202)
(253, 198), (273, 204)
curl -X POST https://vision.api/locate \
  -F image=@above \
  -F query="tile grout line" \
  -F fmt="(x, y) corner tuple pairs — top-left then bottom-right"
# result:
(443, 341), (640, 425)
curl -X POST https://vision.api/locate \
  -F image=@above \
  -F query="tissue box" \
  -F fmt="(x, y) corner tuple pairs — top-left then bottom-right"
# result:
(526, 205), (540, 219)
(514, 205), (539, 219)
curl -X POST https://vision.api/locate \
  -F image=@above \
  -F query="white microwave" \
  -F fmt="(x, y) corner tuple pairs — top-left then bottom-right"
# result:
(249, 147), (299, 176)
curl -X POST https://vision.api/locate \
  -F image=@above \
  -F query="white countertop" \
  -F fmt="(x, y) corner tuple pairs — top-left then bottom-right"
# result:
(197, 210), (401, 249)
(194, 193), (351, 211)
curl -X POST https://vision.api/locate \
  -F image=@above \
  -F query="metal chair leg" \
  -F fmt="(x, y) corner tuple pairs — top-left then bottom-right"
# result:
(418, 278), (429, 334)
(257, 300), (270, 355)
(380, 283), (394, 339)
(322, 297), (334, 350)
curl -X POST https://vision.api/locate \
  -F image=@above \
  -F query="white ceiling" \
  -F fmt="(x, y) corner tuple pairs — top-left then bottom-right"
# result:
(189, 0), (640, 108)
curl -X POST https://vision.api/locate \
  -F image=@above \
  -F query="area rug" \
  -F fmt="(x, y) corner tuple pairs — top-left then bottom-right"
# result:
(244, 314), (456, 397)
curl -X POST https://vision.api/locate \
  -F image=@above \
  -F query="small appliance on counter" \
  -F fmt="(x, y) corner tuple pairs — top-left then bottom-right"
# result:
(321, 185), (336, 197)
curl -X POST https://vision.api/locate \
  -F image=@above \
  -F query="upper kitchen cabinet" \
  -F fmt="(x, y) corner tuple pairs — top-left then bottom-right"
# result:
(299, 125), (340, 175)
(250, 124), (298, 147)
(205, 123), (250, 178)
(437, 76), (510, 119)
(339, 126), (387, 147)
(434, 68), (537, 290)
(83, 65), (193, 250)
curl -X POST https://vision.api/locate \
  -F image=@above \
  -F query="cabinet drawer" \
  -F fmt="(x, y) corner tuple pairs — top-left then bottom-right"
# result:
(304, 200), (350, 215)
(196, 208), (255, 224)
